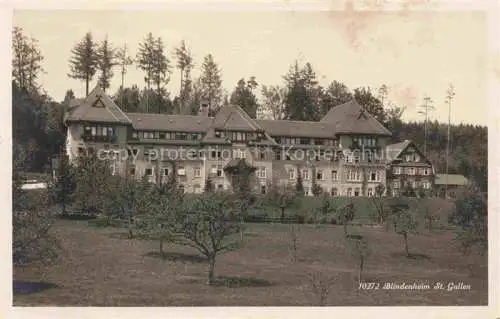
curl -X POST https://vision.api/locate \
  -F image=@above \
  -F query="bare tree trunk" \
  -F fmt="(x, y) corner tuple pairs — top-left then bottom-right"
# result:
(207, 255), (216, 285)
(128, 215), (133, 239)
(85, 74), (89, 96)
(358, 258), (364, 284)
(403, 233), (409, 257)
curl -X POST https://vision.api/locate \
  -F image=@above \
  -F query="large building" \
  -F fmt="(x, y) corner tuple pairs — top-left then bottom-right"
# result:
(64, 86), (434, 197)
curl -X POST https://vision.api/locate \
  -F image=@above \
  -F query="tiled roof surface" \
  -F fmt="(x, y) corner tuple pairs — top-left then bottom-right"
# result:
(127, 113), (214, 132)
(256, 120), (336, 138)
(65, 86), (131, 124)
(434, 174), (469, 186)
(320, 100), (392, 136)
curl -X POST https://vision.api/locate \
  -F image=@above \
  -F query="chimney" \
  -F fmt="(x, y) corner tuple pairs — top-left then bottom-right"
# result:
(198, 100), (210, 117)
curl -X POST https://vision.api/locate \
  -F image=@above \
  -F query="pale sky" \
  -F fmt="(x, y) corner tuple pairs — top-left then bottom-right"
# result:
(13, 8), (489, 125)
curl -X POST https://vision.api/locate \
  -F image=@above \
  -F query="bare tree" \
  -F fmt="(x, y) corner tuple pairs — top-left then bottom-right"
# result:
(172, 192), (243, 285)
(302, 270), (338, 306)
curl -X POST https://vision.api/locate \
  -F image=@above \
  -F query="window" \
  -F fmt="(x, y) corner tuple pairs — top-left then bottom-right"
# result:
(217, 165), (223, 177)
(413, 154), (420, 162)
(393, 181), (400, 189)
(300, 138), (310, 145)
(347, 188), (353, 197)
(163, 168), (169, 176)
(315, 139), (324, 146)
(261, 185), (267, 195)
(345, 153), (353, 163)
(132, 131), (138, 139)
(288, 168), (295, 180)
(275, 151), (282, 161)
(354, 153), (360, 163)
(193, 167), (201, 178)
(145, 168), (153, 176)
(408, 167), (415, 175)
(422, 181), (430, 189)
(405, 155), (412, 162)
(210, 165), (217, 176)
(331, 188), (338, 196)
(257, 167), (266, 179)
(302, 169), (310, 180)
(367, 152), (373, 163)
(331, 170), (338, 181)
(259, 149), (265, 160)
(304, 187), (310, 196)
(193, 184), (201, 194)
(367, 188), (373, 197)
(376, 171), (381, 182)
(354, 188), (360, 197)
(316, 170), (324, 180)
(370, 172), (377, 181)
(424, 168), (430, 175)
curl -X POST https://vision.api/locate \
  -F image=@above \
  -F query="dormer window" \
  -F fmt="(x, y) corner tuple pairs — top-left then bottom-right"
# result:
(92, 95), (105, 108)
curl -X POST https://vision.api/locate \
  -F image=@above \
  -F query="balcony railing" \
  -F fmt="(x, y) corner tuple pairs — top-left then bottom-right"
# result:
(81, 134), (117, 143)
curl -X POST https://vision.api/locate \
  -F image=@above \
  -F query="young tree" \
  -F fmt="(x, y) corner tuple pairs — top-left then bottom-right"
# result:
(229, 77), (259, 118)
(346, 236), (370, 285)
(53, 155), (75, 215)
(338, 201), (355, 236)
(260, 85), (287, 120)
(96, 35), (117, 92)
(302, 270), (338, 306)
(313, 194), (337, 227)
(12, 171), (59, 266)
(389, 202), (420, 257)
(71, 154), (116, 219)
(289, 223), (300, 262)
(200, 54), (223, 116)
(172, 192), (243, 285)
(12, 26), (44, 93)
(371, 183), (390, 225)
(449, 184), (487, 275)
(68, 32), (99, 96)
(136, 183), (183, 255)
(311, 168), (323, 197)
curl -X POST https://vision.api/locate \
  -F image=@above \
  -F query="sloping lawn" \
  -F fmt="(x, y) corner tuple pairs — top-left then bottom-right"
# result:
(13, 219), (487, 306)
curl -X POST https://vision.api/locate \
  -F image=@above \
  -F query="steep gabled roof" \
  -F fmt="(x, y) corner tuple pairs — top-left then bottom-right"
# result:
(256, 120), (336, 138)
(320, 100), (392, 136)
(386, 140), (412, 162)
(65, 86), (132, 125)
(127, 113), (213, 132)
(385, 139), (433, 166)
(202, 105), (278, 146)
(435, 174), (469, 186)
(211, 105), (262, 132)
